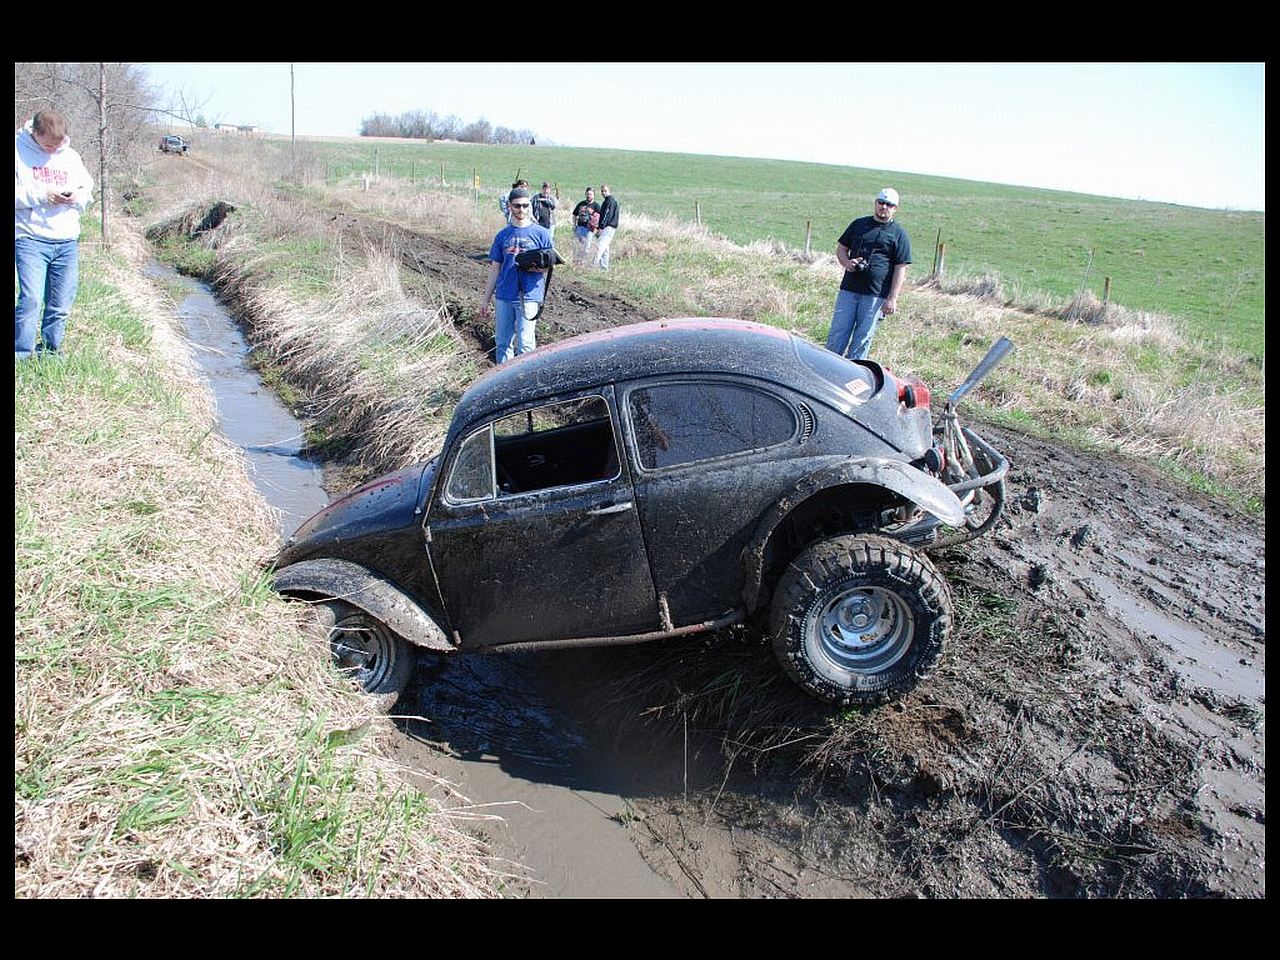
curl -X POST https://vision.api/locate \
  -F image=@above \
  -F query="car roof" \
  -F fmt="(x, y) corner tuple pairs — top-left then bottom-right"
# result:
(454, 318), (828, 426)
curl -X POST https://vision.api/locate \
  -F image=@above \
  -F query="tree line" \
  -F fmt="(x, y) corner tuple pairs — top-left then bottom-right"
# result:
(360, 110), (538, 145)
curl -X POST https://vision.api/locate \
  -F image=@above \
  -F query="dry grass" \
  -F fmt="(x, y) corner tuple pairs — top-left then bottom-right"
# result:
(15, 227), (502, 898)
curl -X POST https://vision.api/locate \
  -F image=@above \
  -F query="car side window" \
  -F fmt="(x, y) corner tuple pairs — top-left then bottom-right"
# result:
(444, 426), (496, 502)
(628, 382), (797, 470)
(490, 395), (619, 496)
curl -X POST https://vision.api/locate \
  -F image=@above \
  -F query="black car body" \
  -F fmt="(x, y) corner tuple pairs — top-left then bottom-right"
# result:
(275, 318), (1010, 706)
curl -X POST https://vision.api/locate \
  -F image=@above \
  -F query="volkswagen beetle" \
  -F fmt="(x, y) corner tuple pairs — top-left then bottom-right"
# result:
(273, 319), (1010, 707)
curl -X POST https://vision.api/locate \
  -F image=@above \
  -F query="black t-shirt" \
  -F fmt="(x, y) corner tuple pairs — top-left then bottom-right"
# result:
(573, 200), (600, 227)
(838, 216), (912, 296)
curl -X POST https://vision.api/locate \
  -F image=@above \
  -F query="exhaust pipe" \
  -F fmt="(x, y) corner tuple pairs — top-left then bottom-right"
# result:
(949, 336), (1015, 406)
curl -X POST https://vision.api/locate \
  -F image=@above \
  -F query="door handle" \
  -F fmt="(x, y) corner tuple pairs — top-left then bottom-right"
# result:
(587, 501), (634, 516)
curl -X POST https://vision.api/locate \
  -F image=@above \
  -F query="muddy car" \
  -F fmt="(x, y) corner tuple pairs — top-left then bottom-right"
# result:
(274, 319), (1010, 707)
(159, 135), (189, 155)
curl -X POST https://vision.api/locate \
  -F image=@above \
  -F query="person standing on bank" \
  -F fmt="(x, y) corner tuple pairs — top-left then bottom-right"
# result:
(592, 183), (620, 270)
(15, 109), (94, 360)
(571, 186), (599, 265)
(479, 188), (554, 363)
(826, 187), (911, 360)
(532, 181), (557, 236)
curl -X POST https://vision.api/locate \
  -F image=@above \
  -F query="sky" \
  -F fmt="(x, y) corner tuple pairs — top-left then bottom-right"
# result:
(141, 62), (1265, 212)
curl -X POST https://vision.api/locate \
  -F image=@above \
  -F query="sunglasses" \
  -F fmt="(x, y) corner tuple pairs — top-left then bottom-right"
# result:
(510, 202), (531, 209)
(876, 199), (897, 207)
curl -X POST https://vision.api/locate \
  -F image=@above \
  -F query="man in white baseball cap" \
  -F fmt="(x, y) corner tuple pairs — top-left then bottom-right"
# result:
(826, 187), (912, 360)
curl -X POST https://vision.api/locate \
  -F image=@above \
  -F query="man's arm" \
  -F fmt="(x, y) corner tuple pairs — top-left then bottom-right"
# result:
(479, 260), (501, 317)
(882, 263), (908, 315)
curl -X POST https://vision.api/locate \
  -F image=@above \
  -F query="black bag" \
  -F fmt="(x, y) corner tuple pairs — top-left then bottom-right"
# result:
(515, 247), (565, 271)
(513, 247), (565, 323)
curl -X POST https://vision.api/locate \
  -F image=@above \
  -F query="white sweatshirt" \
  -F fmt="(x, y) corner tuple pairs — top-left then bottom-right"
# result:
(15, 119), (94, 241)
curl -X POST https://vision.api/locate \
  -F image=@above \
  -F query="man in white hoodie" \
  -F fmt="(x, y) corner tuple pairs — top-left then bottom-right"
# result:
(15, 109), (94, 359)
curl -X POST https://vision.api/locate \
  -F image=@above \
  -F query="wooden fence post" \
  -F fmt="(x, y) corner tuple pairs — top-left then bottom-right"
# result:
(695, 201), (702, 229)
(805, 221), (812, 256)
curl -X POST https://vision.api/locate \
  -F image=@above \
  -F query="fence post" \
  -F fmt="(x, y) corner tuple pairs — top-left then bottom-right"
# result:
(1103, 277), (1111, 304)
(805, 220), (812, 256)
(936, 242), (946, 280)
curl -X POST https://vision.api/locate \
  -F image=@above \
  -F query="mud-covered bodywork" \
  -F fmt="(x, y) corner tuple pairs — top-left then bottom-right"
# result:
(275, 318), (1010, 705)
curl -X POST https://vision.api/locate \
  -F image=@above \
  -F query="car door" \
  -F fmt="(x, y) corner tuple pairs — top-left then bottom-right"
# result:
(426, 389), (660, 647)
(624, 378), (804, 624)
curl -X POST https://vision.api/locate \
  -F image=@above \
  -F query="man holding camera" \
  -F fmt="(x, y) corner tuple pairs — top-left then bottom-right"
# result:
(480, 187), (554, 363)
(826, 187), (912, 360)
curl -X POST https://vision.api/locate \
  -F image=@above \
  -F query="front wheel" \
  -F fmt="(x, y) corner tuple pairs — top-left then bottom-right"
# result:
(314, 600), (417, 702)
(770, 535), (953, 706)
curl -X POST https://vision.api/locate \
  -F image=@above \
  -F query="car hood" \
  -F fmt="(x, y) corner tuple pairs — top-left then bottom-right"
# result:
(276, 459), (435, 567)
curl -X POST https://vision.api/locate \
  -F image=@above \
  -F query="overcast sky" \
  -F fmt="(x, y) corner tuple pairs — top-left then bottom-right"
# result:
(141, 62), (1265, 212)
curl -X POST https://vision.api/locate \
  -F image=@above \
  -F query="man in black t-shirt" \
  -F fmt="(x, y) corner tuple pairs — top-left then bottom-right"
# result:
(825, 187), (912, 360)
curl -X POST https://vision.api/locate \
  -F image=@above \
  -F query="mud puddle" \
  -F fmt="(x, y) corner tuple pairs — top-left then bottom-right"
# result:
(152, 260), (679, 897)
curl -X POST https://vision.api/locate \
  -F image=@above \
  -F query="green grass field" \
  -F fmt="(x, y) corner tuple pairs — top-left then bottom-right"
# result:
(266, 136), (1264, 358)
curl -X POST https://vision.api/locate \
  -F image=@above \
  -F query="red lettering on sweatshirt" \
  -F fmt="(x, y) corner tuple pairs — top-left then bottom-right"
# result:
(32, 167), (70, 188)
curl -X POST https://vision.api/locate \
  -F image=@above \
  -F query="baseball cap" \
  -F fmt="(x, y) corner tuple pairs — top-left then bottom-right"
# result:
(876, 188), (900, 206)
(508, 187), (531, 201)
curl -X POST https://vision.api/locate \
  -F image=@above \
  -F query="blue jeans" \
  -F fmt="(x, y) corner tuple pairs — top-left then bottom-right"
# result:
(15, 236), (80, 359)
(494, 299), (541, 363)
(574, 226), (595, 265)
(826, 289), (885, 360)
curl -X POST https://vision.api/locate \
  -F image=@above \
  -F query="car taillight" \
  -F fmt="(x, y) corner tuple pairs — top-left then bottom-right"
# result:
(896, 377), (931, 410)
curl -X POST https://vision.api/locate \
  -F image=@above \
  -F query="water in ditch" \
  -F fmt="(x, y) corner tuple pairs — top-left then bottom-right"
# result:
(153, 260), (679, 898)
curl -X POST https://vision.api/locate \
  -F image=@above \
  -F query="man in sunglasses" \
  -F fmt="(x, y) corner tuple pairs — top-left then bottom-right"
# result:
(825, 187), (912, 360)
(480, 188), (555, 363)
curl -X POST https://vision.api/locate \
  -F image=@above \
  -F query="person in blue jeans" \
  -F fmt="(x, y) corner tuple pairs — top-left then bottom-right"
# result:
(479, 188), (554, 363)
(826, 188), (911, 361)
(15, 109), (94, 360)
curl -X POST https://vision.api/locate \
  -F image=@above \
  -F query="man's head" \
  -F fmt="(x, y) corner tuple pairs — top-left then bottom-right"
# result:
(600, 184), (611, 197)
(541, 181), (552, 194)
(874, 188), (899, 222)
(508, 188), (533, 223)
(31, 110), (67, 154)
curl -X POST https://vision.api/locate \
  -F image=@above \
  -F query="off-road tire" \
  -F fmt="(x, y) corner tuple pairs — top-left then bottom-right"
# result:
(770, 534), (952, 706)
(314, 600), (417, 704)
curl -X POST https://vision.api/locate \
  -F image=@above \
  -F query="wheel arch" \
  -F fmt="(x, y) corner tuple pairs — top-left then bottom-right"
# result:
(272, 558), (454, 653)
(741, 458), (965, 612)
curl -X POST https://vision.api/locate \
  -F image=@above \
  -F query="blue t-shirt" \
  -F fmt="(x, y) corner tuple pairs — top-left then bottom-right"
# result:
(489, 223), (554, 302)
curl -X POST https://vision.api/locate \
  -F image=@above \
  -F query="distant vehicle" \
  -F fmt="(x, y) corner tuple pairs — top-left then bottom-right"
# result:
(159, 135), (189, 155)
(273, 319), (1012, 708)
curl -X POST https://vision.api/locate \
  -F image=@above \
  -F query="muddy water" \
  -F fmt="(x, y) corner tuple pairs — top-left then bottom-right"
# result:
(154, 262), (679, 898)
(147, 262), (329, 539)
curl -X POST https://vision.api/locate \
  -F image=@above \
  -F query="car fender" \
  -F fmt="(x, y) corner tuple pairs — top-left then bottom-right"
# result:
(272, 558), (454, 652)
(740, 457), (966, 610)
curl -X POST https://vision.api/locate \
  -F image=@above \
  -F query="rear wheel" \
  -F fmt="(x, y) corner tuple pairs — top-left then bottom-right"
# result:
(770, 534), (952, 706)
(315, 600), (417, 702)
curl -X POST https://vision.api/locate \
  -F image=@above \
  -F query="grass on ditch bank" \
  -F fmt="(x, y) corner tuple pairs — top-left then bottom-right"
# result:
(14, 224), (503, 898)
